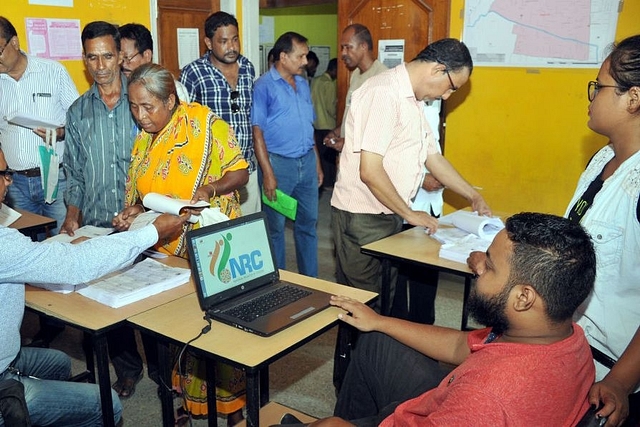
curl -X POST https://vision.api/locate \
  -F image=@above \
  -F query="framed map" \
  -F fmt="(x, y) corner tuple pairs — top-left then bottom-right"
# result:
(462, 0), (621, 68)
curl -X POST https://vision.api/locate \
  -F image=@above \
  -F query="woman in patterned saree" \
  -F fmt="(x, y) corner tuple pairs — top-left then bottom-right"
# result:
(113, 63), (249, 425)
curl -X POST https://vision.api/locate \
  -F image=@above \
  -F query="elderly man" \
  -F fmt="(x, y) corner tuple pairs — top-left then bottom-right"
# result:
(0, 16), (78, 237)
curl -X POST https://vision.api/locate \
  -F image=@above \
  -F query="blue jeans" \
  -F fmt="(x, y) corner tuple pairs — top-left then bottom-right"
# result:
(260, 150), (318, 277)
(0, 347), (122, 426)
(6, 169), (67, 239)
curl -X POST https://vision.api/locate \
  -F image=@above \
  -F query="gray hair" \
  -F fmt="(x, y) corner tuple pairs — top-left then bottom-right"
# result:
(128, 63), (179, 104)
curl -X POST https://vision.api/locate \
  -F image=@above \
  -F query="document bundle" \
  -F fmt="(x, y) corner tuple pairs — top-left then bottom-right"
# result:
(431, 210), (504, 264)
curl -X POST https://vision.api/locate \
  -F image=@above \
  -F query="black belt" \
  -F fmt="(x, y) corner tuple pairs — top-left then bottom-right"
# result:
(15, 164), (63, 178)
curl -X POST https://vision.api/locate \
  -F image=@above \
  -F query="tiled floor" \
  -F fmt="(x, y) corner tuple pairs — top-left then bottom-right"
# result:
(20, 188), (471, 426)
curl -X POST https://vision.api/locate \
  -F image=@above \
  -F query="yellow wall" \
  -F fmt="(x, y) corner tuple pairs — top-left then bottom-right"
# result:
(260, 4), (338, 57)
(4, 0), (151, 93)
(443, 0), (640, 216)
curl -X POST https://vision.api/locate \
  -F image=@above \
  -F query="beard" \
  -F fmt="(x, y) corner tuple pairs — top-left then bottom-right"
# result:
(467, 283), (511, 335)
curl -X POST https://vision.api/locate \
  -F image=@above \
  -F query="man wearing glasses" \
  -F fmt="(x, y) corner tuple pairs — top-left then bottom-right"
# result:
(118, 23), (190, 103)
(180, 11), (259, 214)
(331, 38), (491, 389)
(0, 148), (188, 426)
(0, 16), (78, 239)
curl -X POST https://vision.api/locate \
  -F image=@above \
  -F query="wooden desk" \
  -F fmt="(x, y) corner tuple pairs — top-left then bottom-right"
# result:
(361, 226), (474, 329)
(25, 256), (195, 427)
(128, 270), (377, 427)
(10, 208), (56, 241)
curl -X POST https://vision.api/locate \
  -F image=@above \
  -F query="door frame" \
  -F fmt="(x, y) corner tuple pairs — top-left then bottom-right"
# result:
(148, 0), (260, 70)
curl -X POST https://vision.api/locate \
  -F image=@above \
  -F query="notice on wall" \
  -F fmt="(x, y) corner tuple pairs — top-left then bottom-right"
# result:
(29, 0), (73, 6)
(25, 18), (82, 60)
(177, 28), (200, 70)
(378, 39), (405, 68)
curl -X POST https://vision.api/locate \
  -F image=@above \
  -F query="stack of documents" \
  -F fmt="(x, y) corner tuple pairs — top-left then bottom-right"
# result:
(77, 258), (191, 308)
(431, 210), (504, 264)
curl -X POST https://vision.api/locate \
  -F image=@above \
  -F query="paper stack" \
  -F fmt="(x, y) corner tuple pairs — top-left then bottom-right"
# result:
(431, 210), (504, 264)
(77, 258), (191, 308)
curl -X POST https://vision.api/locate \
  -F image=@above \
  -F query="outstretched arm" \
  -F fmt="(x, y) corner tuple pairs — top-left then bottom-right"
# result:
(330, 295), (470, 365)
(425, 153), (491, 216)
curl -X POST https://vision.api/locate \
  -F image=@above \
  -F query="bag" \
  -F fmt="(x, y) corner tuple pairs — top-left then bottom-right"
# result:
(0, 378), (31, 426)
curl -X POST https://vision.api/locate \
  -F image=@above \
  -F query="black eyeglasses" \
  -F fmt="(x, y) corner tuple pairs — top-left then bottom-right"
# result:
(587, 80), (626, 102)
(123, 52), (141, 63)
(436, 60), (457, 92)
(0, 169), (15, 182)
(230, 91), (240, 113)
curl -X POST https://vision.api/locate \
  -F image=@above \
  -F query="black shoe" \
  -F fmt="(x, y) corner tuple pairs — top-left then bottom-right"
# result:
(280, 413), (303, 425)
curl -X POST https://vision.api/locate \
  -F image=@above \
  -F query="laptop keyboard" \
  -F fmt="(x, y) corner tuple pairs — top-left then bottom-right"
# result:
(223, 285), (312, 322)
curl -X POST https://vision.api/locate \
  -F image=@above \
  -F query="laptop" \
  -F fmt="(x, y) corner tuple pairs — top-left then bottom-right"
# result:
(185, 212), (332, 337)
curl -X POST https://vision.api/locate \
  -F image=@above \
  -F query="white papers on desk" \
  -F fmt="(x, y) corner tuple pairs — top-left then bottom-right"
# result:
(45, 225), (114, 243)
(76, 258), (191, 308)
(431, 210), (504, 264)
(6, 113), (63, 130)
(0, 204), (22, 226)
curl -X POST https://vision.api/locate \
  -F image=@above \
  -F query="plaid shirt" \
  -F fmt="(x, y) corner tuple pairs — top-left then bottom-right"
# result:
(180, 53), (256, 173)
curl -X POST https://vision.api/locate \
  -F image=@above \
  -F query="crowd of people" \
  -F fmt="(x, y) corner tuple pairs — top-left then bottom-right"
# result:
(0, 9), (638, 427)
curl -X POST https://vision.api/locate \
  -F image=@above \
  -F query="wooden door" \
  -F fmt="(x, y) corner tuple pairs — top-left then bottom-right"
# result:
(337, 0), (450, 124)
(156, 0), (220, 79)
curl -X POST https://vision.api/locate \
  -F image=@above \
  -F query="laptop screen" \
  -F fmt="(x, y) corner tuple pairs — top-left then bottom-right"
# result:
(187, 213), (278, 309)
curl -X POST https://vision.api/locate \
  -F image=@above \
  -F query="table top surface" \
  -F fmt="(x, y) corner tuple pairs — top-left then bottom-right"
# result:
(25, 256), (195, 333)
(361, 225), (473, 274)
(128, 270), (377, 368)
(11, 208), (56, 231)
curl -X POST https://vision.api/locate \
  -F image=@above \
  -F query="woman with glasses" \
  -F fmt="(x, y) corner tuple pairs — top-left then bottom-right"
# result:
(112, 63), (249, 426)
(565, 35), (640, 426)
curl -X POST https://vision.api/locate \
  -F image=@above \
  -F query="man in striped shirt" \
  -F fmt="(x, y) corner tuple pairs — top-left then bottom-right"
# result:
(331, 39), (491, 307)
(61, 21), (137, 234)
(0, 16), (79, 238)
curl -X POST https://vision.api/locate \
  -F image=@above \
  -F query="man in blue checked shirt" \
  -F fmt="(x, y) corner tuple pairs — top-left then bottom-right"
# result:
(180, 11), (260, 214)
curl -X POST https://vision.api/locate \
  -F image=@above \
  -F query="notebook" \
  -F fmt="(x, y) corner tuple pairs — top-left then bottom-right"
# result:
(185, 212), (332, 336)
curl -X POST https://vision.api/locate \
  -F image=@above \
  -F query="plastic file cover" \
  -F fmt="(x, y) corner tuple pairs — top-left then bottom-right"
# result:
(261, 189), (298, 220)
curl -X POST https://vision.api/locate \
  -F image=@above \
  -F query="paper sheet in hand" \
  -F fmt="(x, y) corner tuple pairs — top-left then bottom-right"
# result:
(262, 189), (298, 220)
(45, 225), (114, 243)
(0, 204), (22, 226)
(142, 193), (209, 223)
(76, 258), (191, 308)
(6, 113), (63, 130)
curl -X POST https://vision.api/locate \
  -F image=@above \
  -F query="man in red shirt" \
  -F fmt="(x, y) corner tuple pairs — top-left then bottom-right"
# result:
(310, 212), (596, 426)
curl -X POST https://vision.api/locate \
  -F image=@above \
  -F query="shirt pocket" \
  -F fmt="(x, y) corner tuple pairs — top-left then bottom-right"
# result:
(588, 220), (623, 270)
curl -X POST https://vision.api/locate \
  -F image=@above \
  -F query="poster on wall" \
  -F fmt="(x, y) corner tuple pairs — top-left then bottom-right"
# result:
(378, 39), (405, 68)
(177, 28), (200, 70)
(29, 0), (73, 6)
(25, 18), (82, 60)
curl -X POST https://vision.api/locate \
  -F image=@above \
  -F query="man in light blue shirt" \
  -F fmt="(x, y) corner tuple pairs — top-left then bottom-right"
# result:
(0, 148), (187, 426)
(252, 32), (322, 277)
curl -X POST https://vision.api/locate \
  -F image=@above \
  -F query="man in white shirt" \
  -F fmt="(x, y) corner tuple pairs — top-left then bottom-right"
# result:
(0, 16), (79, 239)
